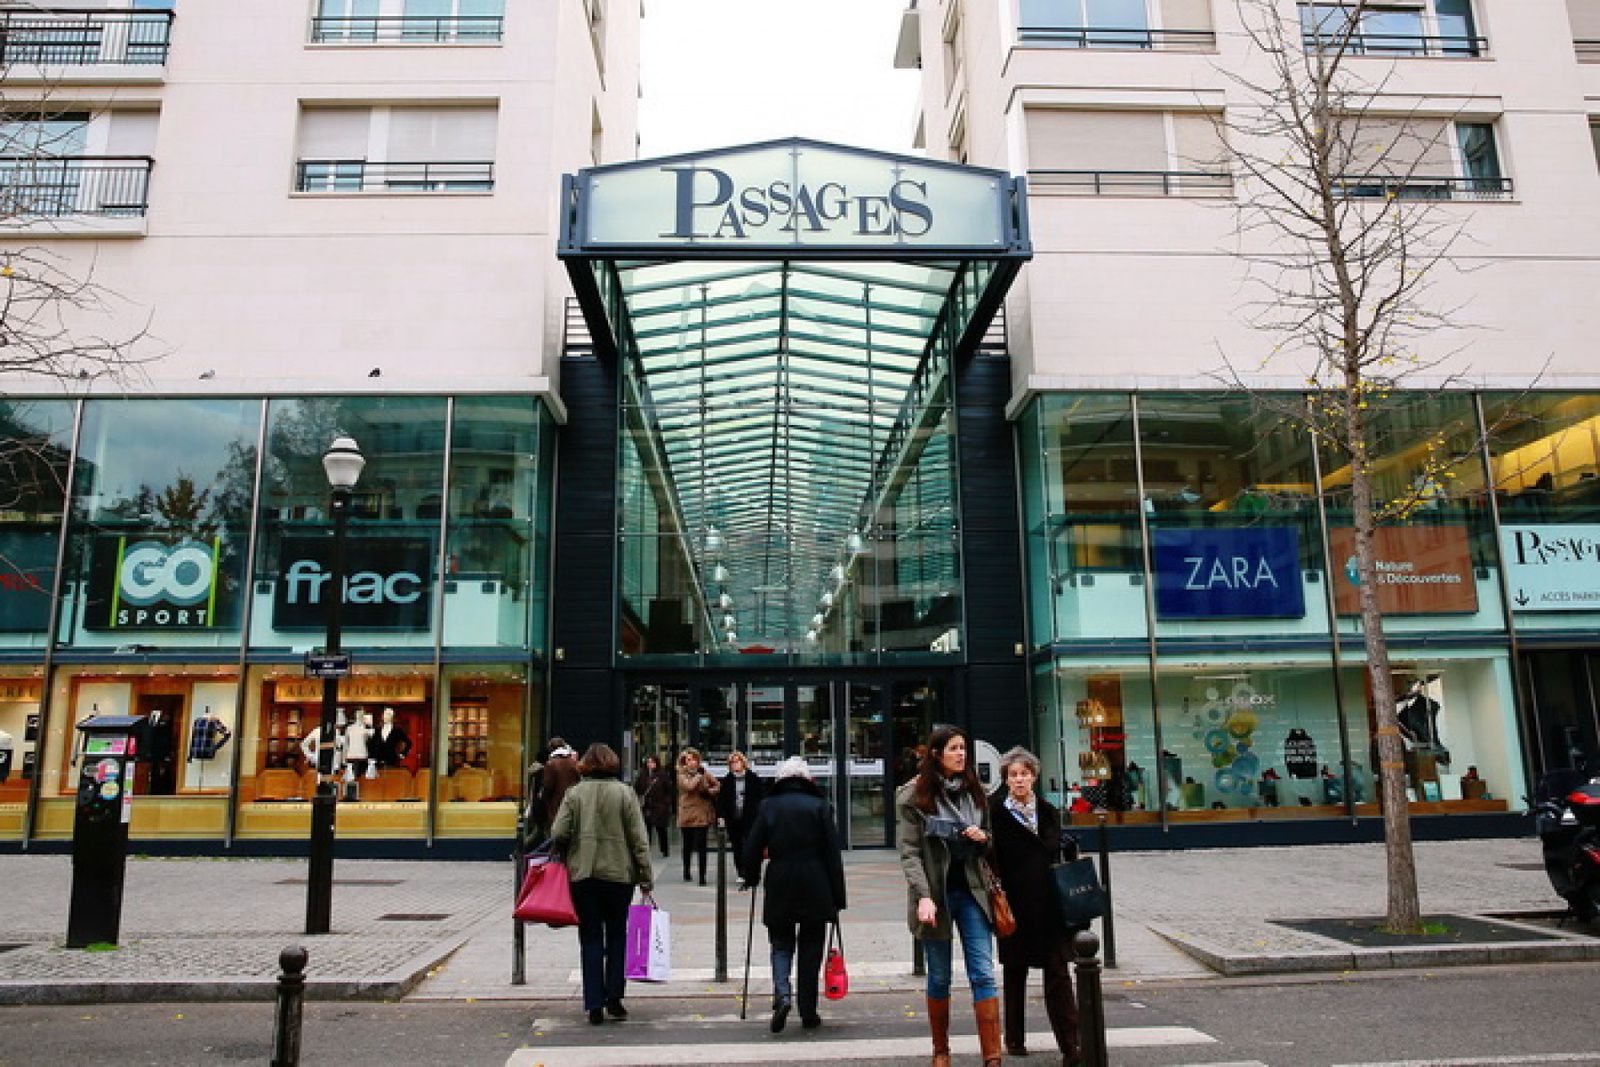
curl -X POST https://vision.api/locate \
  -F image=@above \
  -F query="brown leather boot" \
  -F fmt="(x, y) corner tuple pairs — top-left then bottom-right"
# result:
(976, 996), (1004, 1066)
(927, 996), (951, 1067)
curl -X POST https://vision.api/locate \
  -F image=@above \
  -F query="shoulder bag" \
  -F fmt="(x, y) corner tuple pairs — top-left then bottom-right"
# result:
(979, 858), (1018, 938)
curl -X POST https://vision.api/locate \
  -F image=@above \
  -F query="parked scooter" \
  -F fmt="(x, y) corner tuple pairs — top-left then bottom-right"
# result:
(1530, 763), (1600, 923)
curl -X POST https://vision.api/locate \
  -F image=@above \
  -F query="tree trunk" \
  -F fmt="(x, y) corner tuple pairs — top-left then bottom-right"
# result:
(1347, 407), (1423, 933)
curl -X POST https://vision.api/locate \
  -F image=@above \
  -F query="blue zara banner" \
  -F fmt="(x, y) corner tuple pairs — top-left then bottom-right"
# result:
(1153, 527), (1305, 619)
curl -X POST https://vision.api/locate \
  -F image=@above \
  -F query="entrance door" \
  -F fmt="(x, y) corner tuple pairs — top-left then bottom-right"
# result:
(1525, 651), (1600, 774)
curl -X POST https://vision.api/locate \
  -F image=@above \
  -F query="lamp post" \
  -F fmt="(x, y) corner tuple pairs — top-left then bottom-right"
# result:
(305, 434), (365, 935)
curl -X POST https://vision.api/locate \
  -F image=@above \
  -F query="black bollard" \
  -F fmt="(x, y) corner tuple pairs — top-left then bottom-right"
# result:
(1072, 929), (1109, 1067)
(912, 936), (925, 977)
(1096, 814), (1117, 969)
(511, 815), (526, 986)
(714, 824), (729, 982)
(270, 945), (308, 1067)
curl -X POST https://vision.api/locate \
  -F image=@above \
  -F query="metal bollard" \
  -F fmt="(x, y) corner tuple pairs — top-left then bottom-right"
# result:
(1072, 930), (1109, 1067)
(511, 815), (526, 986)
(270, 945), (308, 1067)
(714, 824), (729, 982)
(1096, 814), (1117, 969)
(912, 936), (925, 977)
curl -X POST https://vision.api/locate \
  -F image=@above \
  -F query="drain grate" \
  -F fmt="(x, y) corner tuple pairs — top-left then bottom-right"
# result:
(377, 913), (450, 922)
(274, 878), (405, 887)
(1496, 862), (1547, 871)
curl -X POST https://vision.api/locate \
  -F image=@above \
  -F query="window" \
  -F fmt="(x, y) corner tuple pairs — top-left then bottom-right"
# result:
(1333, 117), (1508, 200)
(1300, 1), (1483, 57)
(1572, 0), (1600, 60)
(1, 111), (156, 217)
(295, 105), (497, 192)
(1025, 109), (1231, 195)
(311, 0), (504, 43)
(585, 0), (607, 71)
(1019, 0), (1214, 49)
(942, 5), (964, 98)
(1591, 121), (1600, 172)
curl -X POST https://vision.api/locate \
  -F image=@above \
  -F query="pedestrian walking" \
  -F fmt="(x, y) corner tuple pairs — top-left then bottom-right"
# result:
(541, 738), (580, 824)
(717, 750), (765, 881)
(548, 742), (654, 1026)
(988, 746), (1081, 1065)
(742, 756), (845, 1034)
(676, 747), (721, 884)
(633, 754), (674, 858)
(896, 725), (1001, 1067)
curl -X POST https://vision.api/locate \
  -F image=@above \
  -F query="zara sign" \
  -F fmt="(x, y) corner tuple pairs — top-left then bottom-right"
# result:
(1152, 527), (1306, 619)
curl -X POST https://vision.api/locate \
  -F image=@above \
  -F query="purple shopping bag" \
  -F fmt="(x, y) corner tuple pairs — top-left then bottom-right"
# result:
(624, 895), (671, 982)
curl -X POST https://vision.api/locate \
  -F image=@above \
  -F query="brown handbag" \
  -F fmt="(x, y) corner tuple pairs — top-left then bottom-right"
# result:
(980, 859), (1018, 938)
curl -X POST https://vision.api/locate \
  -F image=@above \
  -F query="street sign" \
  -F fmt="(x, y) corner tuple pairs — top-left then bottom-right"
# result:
(304, 651), (350, 678)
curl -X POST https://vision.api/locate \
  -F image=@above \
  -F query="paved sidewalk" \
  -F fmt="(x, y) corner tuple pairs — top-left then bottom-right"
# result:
(1, 836), (1595, 1005)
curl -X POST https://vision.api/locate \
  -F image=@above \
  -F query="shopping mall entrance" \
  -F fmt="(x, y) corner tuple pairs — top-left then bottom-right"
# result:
(550, 139), (1034, 840)
(624, 671), (948, 847)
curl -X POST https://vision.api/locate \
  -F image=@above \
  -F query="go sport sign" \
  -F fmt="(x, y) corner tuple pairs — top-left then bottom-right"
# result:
(575, 141), (1014, 250)
(86, 536), (223, 631)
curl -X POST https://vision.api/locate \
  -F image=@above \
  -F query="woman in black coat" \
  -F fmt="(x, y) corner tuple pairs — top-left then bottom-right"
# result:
(988, 746), (1080, 1064)
(634, 755), (674, 857)
(742, 756), (846, 1035)
(716, 750), (765, 881)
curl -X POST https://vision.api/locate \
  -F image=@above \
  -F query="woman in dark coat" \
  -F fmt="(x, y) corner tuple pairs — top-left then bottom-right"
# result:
(742, 756), (846, 1034)
(716, 750), (765, 881)
(988, 745), (1080, 1064)
(633, 754), (674, 857)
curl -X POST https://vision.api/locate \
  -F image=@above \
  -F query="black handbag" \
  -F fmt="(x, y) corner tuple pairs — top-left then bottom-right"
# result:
(1049, 856), (1107, 927)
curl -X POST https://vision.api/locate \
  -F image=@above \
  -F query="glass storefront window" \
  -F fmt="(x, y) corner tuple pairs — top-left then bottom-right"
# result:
(1320, 392), (1504, 637)
(235, 665), (433, 839)
(250, 397), (446, 652)
(1044, 660), (1158, 824)
(0, 399), (73, 650)
(59, 398), (262, 648)
(0, 671), (45, 840)
(443, 397), (548, 651)
(436, 663), (532, 838)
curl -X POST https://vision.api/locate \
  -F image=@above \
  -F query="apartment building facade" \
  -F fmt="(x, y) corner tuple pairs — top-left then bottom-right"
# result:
(0, 0), (640, 850)
(900, 0), (1600, 835)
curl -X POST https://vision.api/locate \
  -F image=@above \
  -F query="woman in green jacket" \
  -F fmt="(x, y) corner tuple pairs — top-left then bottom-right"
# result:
(550, 742), (654, 1026)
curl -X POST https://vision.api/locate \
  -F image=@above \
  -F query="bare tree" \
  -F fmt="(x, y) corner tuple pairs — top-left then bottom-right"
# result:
(1213, 0), (1511, 931)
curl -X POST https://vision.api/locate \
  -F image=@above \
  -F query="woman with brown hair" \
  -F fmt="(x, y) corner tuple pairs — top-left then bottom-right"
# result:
(676, 747), (721, 884)
(549, 742), (654, 1026)
(895, 725), (1001, 1067)
(989, 746), (1080, 1065)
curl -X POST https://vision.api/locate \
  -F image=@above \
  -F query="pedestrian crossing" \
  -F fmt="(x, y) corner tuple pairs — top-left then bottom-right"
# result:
(504, 1024), (1216, 1066)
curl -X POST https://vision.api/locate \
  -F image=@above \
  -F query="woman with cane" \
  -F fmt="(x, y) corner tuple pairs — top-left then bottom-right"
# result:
(742, 756), (846, 1033)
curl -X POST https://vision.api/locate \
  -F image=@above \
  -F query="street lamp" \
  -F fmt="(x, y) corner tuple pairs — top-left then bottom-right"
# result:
(305, 434), (365, 935)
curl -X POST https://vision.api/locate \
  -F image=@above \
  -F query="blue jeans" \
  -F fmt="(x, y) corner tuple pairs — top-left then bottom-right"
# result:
(768, 920), (826, 1016)
(571, 878), (634, 1012)
(922, 883), (997, 1003)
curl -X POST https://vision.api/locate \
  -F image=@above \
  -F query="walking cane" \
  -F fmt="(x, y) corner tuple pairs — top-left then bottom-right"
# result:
(739, 879), (759, 1020)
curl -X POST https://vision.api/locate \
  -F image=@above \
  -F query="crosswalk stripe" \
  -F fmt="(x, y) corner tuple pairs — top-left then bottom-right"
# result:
(565, 961), (959, 984)
(505, 1025), (1215, 1066)
(1334, 1056), (1600, 1066)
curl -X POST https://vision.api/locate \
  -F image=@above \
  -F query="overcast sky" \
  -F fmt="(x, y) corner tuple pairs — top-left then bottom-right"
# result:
(637, 0), (921, 158)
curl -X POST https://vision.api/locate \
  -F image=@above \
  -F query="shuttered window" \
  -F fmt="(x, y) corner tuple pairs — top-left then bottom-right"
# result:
(1026, 109), (1230, 194)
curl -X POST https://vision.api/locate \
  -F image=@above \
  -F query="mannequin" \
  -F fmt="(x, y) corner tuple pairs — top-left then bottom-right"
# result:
(186, 707), (232, 762)
(344, 711), (373, 779)
(300, 710), (347, 780)
(1398, 680), (1441, 746)
(370, 706), (411, 767)
(0, 728), (13, 784)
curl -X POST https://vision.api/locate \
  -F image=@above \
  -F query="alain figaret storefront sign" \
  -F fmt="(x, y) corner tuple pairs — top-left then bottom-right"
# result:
(1152, 527), (1306, 619)
(1500, 524), (1600, 612)
(570, 139), (1020, 252)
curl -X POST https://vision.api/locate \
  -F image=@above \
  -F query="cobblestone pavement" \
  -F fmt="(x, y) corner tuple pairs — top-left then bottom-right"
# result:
(2, 834), (1588, 1004)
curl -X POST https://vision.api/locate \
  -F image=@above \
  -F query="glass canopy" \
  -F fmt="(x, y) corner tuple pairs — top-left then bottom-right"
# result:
(560, 140), (1030, 661)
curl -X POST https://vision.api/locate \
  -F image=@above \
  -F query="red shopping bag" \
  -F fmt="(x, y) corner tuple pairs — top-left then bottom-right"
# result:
(513, 853), (578, 927)
(824, 922), (848, 1000)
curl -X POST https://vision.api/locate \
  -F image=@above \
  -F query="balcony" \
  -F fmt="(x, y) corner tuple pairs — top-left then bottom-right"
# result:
(0, 8), (173, 69)
(309, 14), (504, 44)
(1028, 169), (1234, 197)
(1301, 30), (1486, 58)
(1, 155), (153, 215)
(1018, 25), (1216, 52)
(294, 159), (495, 193)
(1331, 174), (1513, 201)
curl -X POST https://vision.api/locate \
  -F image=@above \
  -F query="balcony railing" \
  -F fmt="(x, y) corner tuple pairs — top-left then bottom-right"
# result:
(309, 15), (504, 44)
(1331, 174), (1513, 200)
(0, 156), (154, 218)
(1302, 31), (1486, 58)
(295, 159), (495, 193)
(0, 8), (174, 66)
(1028, 169), (1234, 197)
(1018, 25), (1217, 51)
(1577, 39), (1600, 62)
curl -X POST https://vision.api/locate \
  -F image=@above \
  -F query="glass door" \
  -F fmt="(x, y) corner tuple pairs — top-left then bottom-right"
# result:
(845, 682), (889, 847)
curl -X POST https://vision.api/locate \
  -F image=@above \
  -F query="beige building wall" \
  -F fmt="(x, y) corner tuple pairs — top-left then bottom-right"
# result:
(2, 0), (641, 395)
(906, 0), (1600, 400)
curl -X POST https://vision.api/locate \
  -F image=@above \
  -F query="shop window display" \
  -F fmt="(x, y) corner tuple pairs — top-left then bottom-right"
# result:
(1042, 663), (1158, 824)
(0, 400), (73, 652)
(437, 666), (530, 838)
(0, 674), (44, 839)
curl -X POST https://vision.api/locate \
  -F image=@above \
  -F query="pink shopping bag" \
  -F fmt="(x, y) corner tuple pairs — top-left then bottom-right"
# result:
(624, 894), (671, 982)
(512, 854), (578, 927)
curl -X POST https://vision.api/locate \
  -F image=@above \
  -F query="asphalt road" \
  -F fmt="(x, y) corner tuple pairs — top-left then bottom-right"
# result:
(4, 964), (1600, 1066)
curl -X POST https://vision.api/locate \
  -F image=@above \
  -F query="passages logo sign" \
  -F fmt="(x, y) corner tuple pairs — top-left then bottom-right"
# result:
(1152, 527), (1306, 619)
(1500, 524), (1600, 612)
(86, 536), (221, 631)
(1329, 526), (1478, 616)
(272, 536), (432, 631)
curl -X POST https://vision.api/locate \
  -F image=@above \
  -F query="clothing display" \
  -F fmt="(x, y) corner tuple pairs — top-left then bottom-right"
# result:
(1283, 729), (1318, 779)
(1399, 688), (1442, 745)
(0, 729), (13, 783)
(370, 709), (412, 765)
(186, 713), (232, 761)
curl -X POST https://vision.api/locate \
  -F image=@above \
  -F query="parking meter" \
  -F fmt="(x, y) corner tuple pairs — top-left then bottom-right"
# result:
(65, 714), (144, 948)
